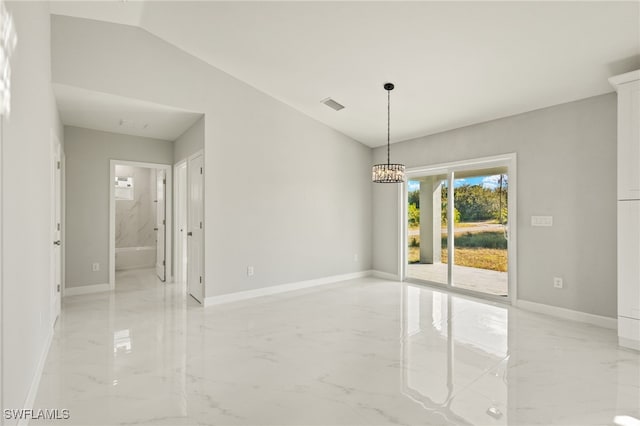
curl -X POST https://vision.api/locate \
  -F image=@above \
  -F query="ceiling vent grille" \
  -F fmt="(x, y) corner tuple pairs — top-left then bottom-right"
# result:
(321, 97), (345, 111)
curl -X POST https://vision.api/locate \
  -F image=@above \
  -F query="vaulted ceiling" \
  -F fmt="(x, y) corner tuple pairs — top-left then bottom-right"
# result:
(50, 1), (640, 147)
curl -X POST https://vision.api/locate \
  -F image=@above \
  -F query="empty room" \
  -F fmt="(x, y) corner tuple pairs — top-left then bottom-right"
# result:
(0, 1), (639, 425)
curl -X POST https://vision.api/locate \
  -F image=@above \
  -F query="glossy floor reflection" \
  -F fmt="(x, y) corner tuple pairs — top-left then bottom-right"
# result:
(34, 269), (639, 425)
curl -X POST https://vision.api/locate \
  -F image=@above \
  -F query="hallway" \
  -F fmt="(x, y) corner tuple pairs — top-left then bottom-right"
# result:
(33, 271), (639, 425)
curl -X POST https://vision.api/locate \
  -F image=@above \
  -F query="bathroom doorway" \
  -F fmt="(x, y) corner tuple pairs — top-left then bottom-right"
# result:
(109, 160), (172, 288)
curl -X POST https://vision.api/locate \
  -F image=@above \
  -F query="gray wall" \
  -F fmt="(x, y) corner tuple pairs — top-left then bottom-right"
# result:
(53, 16), (373, 298)
(174, 115), (204, 162)
(373, 94), (617, 318)
(64, 126), (173, 288)
(1, 1), (64, 420)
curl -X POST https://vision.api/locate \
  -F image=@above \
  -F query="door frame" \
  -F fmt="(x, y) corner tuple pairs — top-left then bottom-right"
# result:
(186, 150), (204, 303)
(400, 153), (518, 304)
(50, 131), (63, 323)
(109, 160), (172, 289)
(173, 159), (188, 286)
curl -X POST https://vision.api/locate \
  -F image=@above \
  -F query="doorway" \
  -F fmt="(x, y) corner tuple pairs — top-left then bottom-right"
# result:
(187, 152), (204, 303)
(174, 151), (204, 303)
(109, 160), (172, 289)
(403, 154), (517, 302)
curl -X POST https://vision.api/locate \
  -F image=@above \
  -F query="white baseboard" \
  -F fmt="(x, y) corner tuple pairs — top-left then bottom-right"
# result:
(516, 299), (617, 330)
(371, 270), (400, 281)
(114, 264), (155, 271)
(64, 283), (111, 296)
(619, 337), (640, 351)
(20, 325), (54, 426)
(204, 270), (373, 307)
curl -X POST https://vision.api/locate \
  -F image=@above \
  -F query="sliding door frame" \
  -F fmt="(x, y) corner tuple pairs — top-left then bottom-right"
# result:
(400, 153), (518, 304)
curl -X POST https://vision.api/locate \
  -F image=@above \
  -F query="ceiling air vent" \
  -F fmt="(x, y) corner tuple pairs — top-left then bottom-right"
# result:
(321, 97), (345, 111)
(119, 119), (149, 129)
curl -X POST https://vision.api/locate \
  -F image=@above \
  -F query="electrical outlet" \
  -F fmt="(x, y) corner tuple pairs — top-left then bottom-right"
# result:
(247, 266), (254, 277)
(553, 277), (563, 288)
(92, 263), (100, 272)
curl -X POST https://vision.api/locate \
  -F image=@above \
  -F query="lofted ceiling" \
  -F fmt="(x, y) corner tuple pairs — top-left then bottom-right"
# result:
(50, 1), (640, 147)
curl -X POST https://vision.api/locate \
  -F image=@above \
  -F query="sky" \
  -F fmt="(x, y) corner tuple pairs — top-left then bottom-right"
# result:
(408, 174), (507, 192)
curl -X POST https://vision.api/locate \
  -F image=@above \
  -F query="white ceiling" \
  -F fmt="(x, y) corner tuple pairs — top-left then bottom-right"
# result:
(54, 84), (202, 140)
(50, 1), (640, 147)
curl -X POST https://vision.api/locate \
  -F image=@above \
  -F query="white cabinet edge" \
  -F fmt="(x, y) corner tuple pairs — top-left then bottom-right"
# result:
(609, 70), (640, 88)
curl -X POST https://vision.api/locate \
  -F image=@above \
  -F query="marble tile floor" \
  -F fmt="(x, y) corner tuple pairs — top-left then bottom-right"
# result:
(33, 268), (639, 425)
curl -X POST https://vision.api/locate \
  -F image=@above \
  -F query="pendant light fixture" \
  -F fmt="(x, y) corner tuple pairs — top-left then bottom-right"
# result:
(372, 83), (405, 183)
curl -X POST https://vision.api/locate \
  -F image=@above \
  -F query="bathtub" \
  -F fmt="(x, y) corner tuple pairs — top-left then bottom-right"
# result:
(115, 246), (156, 271)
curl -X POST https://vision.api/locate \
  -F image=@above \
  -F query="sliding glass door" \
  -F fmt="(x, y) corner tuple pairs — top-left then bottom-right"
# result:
(405, 157), (513, 300)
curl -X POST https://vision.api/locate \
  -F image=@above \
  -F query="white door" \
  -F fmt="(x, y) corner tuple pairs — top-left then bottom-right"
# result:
(618, 200), (640, 320)
(176, 162), (188, 286)
(187, 155), (204, 303)
(155, 169), (166, 281)
(52, 140), (62, 322)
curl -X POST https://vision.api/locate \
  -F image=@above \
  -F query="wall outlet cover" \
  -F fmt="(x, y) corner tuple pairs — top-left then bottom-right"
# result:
(553, 277), (563, 288)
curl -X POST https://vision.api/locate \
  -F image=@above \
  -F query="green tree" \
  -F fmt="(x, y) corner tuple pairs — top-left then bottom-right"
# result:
(441, 199), (460, 225)
(408, 203), (420, 226)
(408, 190), (420, 208)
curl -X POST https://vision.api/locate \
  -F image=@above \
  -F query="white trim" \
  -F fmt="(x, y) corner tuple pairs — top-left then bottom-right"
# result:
(609, 70), (640, 88)
(49, 131), (62, 325)
(204, 270), (373, 307)
(64, 283), (111, 296)
(372, 270), (400, 281)
(109, 160), (172, 290)
(173, 159), (187, 288)
(405, 153), (518, 177)
(19, 326), (54, 426)
(619, 337), (640, 351)
(516, 299), (617, 330)
(186, 150), (205, 303)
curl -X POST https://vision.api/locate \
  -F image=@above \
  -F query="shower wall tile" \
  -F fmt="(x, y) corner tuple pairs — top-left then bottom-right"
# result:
(115, 165), (156, 248)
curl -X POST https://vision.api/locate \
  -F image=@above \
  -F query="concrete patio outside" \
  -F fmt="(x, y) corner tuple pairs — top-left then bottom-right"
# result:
(407, 262), (508, 296)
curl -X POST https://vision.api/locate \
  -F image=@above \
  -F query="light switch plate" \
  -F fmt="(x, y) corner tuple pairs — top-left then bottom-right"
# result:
(531, 216), (553, 227)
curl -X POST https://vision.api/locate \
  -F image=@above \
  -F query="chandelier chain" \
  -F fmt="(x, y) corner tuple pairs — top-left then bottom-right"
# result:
(387, 89), (390, 165)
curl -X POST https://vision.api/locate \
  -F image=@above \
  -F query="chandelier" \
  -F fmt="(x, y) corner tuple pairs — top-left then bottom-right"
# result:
(372, 82), (405, 183)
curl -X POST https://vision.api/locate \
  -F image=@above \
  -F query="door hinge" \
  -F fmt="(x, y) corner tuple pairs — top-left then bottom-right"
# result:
(57, 284), (60, 292)
(162, 260), (165, 266)
(163, 219), (165, 225)
(57, 223), (61, 231)
(199, 276), (202, 284)
(163, 179), (166, 185)
(200, 167), (203, 174)
(56, 161), (61, 170)
(199, 221), (202, 229)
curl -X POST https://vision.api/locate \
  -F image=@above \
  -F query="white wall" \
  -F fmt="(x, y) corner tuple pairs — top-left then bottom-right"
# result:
(373, 94), (617, 318)
(1, 1), (62, 420)
(64, 126), (173, 288)
(52, 16), (373, 298)
(174, 115), (203, 162)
